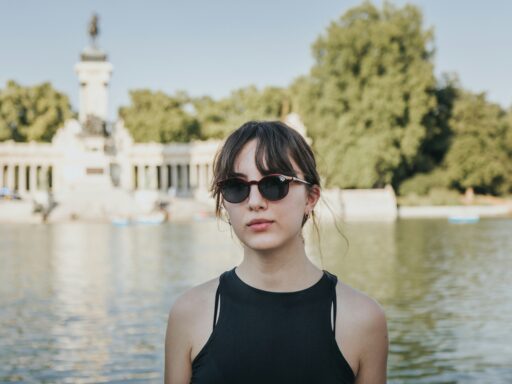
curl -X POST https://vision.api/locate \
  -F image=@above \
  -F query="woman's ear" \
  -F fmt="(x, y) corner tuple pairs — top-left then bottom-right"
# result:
(306, 184), (321, 212)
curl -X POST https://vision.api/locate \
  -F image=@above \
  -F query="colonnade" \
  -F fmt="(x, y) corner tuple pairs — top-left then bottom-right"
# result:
(0, 163), (52, 193)
(132, 162), (212, 194)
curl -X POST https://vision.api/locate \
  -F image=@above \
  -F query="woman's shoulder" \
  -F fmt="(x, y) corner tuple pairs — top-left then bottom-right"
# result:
(334, 279), (388, 378)
(169, 275), (221, 319)
(336, 280), (387, 325)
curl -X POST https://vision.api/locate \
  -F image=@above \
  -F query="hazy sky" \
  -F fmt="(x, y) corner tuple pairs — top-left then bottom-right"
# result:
(1, 1), (511, 120)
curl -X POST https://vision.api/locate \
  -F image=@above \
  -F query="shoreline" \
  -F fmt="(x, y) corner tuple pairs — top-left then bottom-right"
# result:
(1, 199), (511, 224)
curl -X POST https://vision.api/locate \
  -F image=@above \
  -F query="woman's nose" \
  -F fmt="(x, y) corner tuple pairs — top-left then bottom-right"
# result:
(247, 184), (266, 208)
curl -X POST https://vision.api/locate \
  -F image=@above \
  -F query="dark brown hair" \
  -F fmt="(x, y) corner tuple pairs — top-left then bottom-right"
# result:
(209, 120), (321, 229)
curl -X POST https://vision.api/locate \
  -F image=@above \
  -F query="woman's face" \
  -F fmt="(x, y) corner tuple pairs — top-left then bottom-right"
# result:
(222, 139), (320, 253)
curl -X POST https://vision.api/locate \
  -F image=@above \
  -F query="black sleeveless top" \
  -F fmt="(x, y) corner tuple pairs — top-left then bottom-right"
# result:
(190, 267), (356, 383)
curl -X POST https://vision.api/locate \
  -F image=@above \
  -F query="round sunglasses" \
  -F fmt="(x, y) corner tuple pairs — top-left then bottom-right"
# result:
(217, 173), (311, 203)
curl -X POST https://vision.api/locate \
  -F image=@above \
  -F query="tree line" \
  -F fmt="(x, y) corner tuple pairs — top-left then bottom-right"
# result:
(1, 2), (511, 195)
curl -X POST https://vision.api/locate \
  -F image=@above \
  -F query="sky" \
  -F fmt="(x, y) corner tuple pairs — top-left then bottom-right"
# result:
(1, 0), (511, 121)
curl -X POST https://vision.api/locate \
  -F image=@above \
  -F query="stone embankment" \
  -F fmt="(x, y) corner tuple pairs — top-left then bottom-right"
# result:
(1, 188), (511, 224)
(0, 196), (216, 224)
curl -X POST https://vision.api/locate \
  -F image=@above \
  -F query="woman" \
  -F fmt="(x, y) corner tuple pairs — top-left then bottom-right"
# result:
(165, 121), (388, 383)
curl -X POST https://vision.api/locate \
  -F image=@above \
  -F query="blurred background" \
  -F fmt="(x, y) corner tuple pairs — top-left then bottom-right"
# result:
(1, 0), (511, 383)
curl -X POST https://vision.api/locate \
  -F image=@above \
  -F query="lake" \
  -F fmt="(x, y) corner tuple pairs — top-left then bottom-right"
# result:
(0, 218), (511, 383)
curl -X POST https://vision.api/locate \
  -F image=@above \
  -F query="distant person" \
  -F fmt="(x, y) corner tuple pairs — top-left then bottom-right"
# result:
(165, 121), (388, 383)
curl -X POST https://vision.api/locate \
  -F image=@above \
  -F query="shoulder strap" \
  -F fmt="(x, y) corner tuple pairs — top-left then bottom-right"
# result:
(212, 271), (225, 330)
(324, 270), (338, 336)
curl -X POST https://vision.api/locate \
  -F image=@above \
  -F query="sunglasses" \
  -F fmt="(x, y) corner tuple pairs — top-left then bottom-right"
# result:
(217, 173), (311, 204)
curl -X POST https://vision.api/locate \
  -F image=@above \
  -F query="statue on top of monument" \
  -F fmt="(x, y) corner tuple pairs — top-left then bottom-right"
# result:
(80, 12), (107, 61)
(88, 13), (99, 48)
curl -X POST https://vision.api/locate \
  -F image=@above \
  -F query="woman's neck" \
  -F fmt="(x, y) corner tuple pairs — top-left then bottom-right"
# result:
(237, 239), (322, 292)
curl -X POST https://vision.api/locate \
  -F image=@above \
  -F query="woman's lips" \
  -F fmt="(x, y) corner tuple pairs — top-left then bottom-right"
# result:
(248, 222), (273, 231)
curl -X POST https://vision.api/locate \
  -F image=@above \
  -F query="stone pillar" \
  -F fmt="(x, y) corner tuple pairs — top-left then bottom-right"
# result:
(30, 166), (37, 192)
(135, 165), (141, 190)
(0, 164), (4, 188)
(171, 164), (178, 190)
(198, 164), (202, 190)
(166, 165), (172, 190)
(189, 163), (196, 189)
(42, 166), (49, 190)
(149, 166), (157, 190)
(161, 164), (168, 192)
(184, 164), (190, 193)
(7, 165), (15, 190)
(197, 164), (202, 191)
(14, 165), (20, 191)
(48, 166), (53, 191)
(19, 165), (26, 194)
(142, 165), (148, 189)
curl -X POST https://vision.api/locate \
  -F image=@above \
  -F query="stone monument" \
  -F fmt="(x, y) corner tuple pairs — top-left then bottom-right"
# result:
(74, 13), (113, 124)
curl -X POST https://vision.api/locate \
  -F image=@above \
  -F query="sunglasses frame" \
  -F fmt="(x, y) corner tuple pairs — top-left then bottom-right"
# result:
(216, 173), (311, 203)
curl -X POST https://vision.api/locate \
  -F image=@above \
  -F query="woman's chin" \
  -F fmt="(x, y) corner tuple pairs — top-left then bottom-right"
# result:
(243, 237), (280, 252)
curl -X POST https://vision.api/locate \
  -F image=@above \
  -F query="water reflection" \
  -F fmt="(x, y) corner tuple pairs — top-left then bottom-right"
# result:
(0, 218), (511, 383)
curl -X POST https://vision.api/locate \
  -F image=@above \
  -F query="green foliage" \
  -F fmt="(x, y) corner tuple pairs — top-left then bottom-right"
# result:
(119, 86), (289, 143)
(506, 109), (512, 156)
(443, 91), (511, 195)
(398, 168), (450, 195)
(417, 74), (459, 172)
(192, 85), (289, 139)
(293, 1), (436, 189)
(0, 80), (74, 142)
(397, 187), (461, 206)
(118, 90), (200, 143)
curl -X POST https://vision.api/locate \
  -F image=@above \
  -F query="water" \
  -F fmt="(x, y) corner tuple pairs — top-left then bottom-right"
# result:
(0, 218), (511, 383)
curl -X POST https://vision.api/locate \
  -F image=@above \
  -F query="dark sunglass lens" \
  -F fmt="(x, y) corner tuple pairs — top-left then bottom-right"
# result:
(260, 175), (289, 201)
(222, 179), (248, 203)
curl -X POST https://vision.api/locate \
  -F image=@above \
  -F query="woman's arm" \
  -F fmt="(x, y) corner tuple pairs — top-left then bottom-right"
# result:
(165, 294), (194, 384)
(354, 299), (389, 384)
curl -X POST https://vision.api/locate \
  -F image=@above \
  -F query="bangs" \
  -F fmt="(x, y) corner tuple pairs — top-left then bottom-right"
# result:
(224, 139), (298, 179)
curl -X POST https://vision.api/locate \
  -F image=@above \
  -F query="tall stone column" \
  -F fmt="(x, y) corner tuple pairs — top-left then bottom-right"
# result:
(7, 165), (15, 190)
(19, 165), (26, 194)
(161, 164), (168, 192)
(184, 164), (190, 194)
(136, 165), (143, 190)
(30, 166), (37, 192)
(42, 166), (49, 190)
(47, 166), (53, 191)
(166, 165), (172, 190)
(171, 164), (178, 191)
(0, 165), (4, 188)
(143, 165), (149, 190)
(189, 163), (197, 189)
(149, 166), (157, 190)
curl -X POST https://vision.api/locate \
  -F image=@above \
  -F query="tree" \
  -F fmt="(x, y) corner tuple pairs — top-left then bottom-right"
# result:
(293, 1), (436, 189)
(193, 85), (289, 139)
(444, 91), (511, 195)
(119, 90), (200, 143)
(0, 80), (73, 142)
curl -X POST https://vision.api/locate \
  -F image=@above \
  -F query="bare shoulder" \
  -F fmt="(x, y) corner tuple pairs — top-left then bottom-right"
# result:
(167, 276), (221, 343)
(170, 276), (220, 317)
(334, 281), (389, 381)
(165, 276), (220, 384)
(336, 281), (387, 328)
